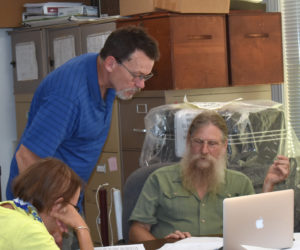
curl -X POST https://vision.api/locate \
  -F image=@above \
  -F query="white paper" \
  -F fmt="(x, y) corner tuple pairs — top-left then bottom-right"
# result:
(15, 41), (38, 81)
(94, 244), (145, 250)
(158, 237), (223, 250)
(112, 188), (123, 240)
(53, 35), (75, 69)
(87, 31), (111, 53)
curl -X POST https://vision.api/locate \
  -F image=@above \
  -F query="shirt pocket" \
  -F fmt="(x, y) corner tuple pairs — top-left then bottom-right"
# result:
(161, 191), (195, 219)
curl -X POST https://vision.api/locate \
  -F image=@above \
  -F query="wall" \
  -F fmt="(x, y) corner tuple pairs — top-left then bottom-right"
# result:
(0, 29), (16, 200)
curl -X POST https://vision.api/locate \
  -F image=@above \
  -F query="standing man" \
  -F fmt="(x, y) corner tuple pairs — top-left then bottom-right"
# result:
(6, 25), (159, 204)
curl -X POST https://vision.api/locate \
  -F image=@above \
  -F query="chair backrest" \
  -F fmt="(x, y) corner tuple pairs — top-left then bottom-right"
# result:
(122, 163), (169, 243)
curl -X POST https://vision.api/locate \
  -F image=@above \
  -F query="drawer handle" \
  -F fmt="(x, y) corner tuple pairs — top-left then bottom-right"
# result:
(245, 33), (269, 38)
(133, 128), (147, 133)
(187, 35), (212, 40)
(136, 104), (148, 114)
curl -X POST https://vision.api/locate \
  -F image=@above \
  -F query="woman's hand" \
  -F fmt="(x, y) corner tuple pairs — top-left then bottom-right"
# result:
(50, 198), (88, 231)
(49, 197), (93, 250)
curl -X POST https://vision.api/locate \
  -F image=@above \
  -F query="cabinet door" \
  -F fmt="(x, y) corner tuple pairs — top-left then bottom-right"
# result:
(228, 12), (283, 85)
(171, 15), (228, 89)
(47, 26), (81, 71)
(118, 97), (165, 149)
(80, 21), (116, 54)
(117, 14), (173, 90)
(10, 29), (48, 94)
(15, 94), (33, 140)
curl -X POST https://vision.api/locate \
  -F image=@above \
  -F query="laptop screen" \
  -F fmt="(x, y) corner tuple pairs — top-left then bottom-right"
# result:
(223, 189), (294, 250)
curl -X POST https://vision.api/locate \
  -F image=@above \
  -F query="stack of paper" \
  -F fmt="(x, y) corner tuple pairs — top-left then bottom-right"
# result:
(22, 2), (99, 27)
(24, 2), (85, 16)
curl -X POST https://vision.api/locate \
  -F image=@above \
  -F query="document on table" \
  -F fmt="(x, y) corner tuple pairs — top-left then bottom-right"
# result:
(157, 237), (223, 250)
(157, 233), (300, 250)
(94, 244), (145, 250)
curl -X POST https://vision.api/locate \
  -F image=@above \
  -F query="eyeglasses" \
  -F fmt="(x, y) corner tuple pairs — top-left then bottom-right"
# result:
(66, 202), (80, 212)
(191, 138), (222, 150)
(116, 58), (153, 82)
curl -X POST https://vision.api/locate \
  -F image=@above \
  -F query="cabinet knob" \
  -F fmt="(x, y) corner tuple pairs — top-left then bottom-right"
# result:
(187, 35), (212, 40)
(133, 128), (147, 133)
(49, 59), (54, 67)
(10, 61), (16, 68)
(136, 104), (148, 113)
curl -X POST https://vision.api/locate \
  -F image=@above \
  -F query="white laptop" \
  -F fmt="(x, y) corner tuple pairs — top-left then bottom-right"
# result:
(223, 189), (294, 250)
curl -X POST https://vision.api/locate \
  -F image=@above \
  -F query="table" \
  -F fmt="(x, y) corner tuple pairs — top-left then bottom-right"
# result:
(142, 238), (177, 250)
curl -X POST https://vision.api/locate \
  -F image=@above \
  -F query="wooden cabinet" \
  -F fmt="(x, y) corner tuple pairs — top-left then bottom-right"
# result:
(228, 12), (283, 85)
(117, 11), (283, 89)
(117, 13), (229, 90)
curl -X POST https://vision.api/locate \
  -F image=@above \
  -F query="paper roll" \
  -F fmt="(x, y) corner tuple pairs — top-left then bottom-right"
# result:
(113, 188), (123, 240)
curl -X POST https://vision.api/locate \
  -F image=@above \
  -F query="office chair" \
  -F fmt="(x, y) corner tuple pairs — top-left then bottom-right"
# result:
(122, 163), (170, 243)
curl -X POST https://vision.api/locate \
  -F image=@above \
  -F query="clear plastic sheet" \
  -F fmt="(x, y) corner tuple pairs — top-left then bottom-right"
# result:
(139, 98), (300, 230)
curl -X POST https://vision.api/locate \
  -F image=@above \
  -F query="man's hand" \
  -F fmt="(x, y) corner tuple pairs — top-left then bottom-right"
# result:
(263, 155), (290, 192)
(164, 230), (191, 240)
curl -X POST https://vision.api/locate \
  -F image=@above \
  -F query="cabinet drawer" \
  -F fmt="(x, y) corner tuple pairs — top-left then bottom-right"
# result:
(171, 15), (228, 89)
(121, 150), (141, 184)
(118, 13), (228, 90)
(119, 97), (165, 149)
(228, 12), (283, 85)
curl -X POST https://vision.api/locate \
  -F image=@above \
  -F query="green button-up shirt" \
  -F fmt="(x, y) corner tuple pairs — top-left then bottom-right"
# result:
(129, 164), (255, 238)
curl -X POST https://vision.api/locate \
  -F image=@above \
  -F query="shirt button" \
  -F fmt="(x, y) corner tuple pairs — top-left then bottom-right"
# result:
(202, 203), (205, 207)
(201, 219), (206, 223)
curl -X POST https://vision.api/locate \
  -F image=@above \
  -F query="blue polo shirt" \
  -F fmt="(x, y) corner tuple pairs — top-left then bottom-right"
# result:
(7, 53), (116, 202)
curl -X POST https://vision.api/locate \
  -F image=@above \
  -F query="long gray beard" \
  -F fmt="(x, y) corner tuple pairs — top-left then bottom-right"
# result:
(181, 148), (226, 195)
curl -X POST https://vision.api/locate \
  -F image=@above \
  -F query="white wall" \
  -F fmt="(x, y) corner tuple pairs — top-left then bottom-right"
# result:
(0, 29), (17, 201)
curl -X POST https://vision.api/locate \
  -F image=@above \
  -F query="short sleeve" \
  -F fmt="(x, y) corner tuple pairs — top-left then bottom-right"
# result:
(22, 95), (78, 158)
(129, 173), (161, 225)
